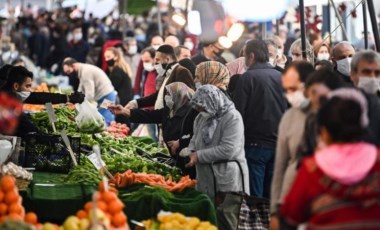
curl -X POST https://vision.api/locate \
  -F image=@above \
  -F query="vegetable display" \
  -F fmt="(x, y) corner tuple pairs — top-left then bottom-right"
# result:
(105, 121), (130, 139)
(112, 170), (195, 192)
(2, 163), (33, 181)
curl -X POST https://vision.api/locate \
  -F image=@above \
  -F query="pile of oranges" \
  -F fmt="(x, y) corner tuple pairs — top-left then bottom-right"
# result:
(76, 183), (128, 229)
(0, 176), (38, 226)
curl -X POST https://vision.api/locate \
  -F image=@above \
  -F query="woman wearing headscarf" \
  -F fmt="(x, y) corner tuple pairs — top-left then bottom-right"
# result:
(109, 82), (198, 178)
(182, 84), (249, 199)
(195, 61), (231, 96)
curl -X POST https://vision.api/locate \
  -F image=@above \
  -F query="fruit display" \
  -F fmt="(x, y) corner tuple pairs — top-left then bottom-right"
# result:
(105, 122), (130, 139)
(73, 183), (129, 230)
(142, 211), (217, 230)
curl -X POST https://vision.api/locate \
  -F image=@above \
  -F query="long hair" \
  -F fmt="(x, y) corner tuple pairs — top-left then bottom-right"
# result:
(105, 47), (132, 77)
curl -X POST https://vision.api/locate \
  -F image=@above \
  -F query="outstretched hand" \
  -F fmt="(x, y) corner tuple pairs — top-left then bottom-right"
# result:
(108, 105), (131, 116)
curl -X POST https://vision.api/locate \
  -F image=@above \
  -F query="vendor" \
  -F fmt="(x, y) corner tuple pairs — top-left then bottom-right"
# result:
(62, 57), (116, 125)
(1, 66), (84, 138)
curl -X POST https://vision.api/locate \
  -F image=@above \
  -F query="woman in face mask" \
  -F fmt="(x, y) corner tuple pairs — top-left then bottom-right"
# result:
(194, 61), (231, 97)
(315, 43), (331, 62)
(105, 47), (134, 125)
(181, 85), (250, 205)
(109, 82), (198, 178)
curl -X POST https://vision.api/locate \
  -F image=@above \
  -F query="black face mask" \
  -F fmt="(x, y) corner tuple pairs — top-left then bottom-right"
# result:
(161, 63), (168, 70)
(214, 48), (224, 57)
(106, 59), (116, 67)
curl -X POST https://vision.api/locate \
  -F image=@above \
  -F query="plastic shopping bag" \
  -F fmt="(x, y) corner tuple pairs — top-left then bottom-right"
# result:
(75, 99), (105, 133)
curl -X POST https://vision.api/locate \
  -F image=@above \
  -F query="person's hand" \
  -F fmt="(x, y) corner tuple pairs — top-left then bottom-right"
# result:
(185, 152), (198, 168)
(270, 215), (280, 230)
(68, 91), (85, 104)
(108, 104), (131, 116)
(125, 100), (138, 109)
(167, 140), (180, 155)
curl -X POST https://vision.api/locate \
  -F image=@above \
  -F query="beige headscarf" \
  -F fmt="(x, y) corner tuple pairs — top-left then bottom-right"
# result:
(195, 61), (230, 91)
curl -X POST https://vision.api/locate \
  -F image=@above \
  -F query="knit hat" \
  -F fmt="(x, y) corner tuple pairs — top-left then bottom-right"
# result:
(157, 45), (175, 56)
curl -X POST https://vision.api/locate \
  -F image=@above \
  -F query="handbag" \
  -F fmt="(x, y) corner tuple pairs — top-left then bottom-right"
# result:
(210, 160), (270, 230)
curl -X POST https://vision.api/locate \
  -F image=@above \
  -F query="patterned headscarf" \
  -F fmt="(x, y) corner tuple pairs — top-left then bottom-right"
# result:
(165, 82), (195, 117)
(195, 61), (230, 91)
(190, 84), (234, 144)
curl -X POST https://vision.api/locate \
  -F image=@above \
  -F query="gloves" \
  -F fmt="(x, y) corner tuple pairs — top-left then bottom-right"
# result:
(68, 92), (85, 104)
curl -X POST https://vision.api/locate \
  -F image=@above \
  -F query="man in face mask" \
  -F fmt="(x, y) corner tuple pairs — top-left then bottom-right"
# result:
(126, 45), (195, 110)
(265, 38), (285, 73)
(122, 37), (141, 86)
(67, 26), (90, 63)
(191, 40), (227, 65)
(331, 41), (355, 84)
(351, 50), (380, 96)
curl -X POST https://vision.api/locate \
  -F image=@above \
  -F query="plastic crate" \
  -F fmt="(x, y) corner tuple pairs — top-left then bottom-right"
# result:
(23, 133), (80, 173)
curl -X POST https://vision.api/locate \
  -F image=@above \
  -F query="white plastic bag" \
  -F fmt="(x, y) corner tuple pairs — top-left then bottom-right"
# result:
(75, 99), (105, 133)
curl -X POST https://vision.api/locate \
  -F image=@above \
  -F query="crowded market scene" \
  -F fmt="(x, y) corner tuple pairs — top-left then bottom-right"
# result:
(0, 0), (380, 229)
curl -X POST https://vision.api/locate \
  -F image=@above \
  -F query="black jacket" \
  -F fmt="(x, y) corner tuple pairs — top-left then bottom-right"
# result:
(108, 66), (133, 106)
(334, 68), (353, 85)
(233, 62), (288, 149)
(130, 105), (198, 178)
(364, 92), (380, 146)
(136, 64), (195, 108)
(24, 92), (68, 104)
(191, 52), (227, 66)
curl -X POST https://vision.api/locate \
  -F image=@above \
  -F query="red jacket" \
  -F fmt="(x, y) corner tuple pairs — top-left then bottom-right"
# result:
(281, 154), (380, 230)
(133, 60), (157, 97)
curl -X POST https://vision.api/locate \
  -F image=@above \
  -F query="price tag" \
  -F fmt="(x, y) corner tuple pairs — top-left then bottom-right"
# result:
(87, 152), (106, 170)
(45, 103), (57, 132)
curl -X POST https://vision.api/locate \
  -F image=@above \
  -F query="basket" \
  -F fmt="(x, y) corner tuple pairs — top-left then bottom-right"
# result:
(23, 133), (80, 173)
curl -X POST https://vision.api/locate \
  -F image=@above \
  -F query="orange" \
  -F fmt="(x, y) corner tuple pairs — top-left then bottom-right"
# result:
(96, 201), (108, 212)
(4, 190), (19, 205)
(0, 216), (6, 223)
(108, 199), (124, 215)
(0, 176), (15, 192)
(0, 191), (4, 203)
(76, 210), (87, 219)
(111, 212), (127, 227)
(0, 203), (7, 215)
(101, 191), (117, 203)
(6, 213), (23, 221)
(8, 203), (23, 215)
(25, 212), (38, 225)
(84, 202), (93, 212)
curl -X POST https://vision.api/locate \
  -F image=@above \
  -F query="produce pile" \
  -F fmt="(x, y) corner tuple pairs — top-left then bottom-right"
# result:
(2, 163), (33, 180)
(112, 170), (195, 192)
(142, 211), (217, 230)
(105, 121), (130, 139)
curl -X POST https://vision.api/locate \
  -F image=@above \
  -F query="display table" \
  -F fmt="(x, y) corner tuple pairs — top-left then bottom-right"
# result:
(20, 173), (217, 227)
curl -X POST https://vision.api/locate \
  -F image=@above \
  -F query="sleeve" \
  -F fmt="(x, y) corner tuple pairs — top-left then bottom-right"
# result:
(129, 108), (163, 124)
(280, 162), (313, 226)
(270, 113), (291, 214)
(175, 68), (195, 90)
(81, 77), (96, 101)
(134, 60), (144, 95)
(136, 91), (158, 108)
(24, 92), (68, 105)
(197, 113), (244, 163)
(233, 74), (250, 119)
(178, 109), (198, 150)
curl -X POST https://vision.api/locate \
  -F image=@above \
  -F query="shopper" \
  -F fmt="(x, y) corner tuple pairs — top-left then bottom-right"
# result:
(331, 41), (355, 84)
(194, 61), (230, 93)
(281, 88), (380, 229)
(233, 39), (288, 198)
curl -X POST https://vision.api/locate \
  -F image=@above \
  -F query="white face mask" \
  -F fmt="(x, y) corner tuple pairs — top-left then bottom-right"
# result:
(16, 91), (31, 102)
(286, 91), (306, 107)
(73, 33), (83, 42)
(317, 53), (330, 61)
(143, 62), (155, 72)
(128, 45), (138, 55)
(269, 58), (276, 67)
(336, 57), (352, 76)
(200, 111), (211, 118)
(152, 45), (160, 50)
(154, 63), (166, 76)
(165, 95), (174, 110)
(358, 76), (380, 95)
(195, 82), (202, 90)
(184, 41), (194, 51)
(277, 49), (284, 58)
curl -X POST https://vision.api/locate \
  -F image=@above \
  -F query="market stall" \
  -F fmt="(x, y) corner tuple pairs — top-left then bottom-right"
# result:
(0, 102), (217, 229)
